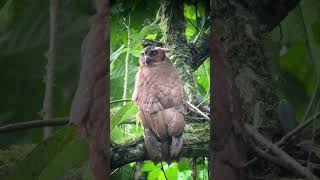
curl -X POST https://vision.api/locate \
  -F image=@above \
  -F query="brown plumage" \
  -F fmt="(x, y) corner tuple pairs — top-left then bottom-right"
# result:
(132, 46), (187, 162)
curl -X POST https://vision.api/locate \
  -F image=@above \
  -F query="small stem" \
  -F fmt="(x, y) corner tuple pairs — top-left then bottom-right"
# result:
(192, 157), (197, 180)
(43, 0), (59, 139)
(161, 162), (168, 180)
(187, 101), (210, 120)
(123, 14), (131, 105)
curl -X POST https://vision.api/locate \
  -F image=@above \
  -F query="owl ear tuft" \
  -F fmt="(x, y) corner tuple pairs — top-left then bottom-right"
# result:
(158, 47), (170, 53)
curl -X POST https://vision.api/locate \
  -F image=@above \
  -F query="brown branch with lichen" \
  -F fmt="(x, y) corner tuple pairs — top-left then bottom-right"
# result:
(110, 122), (209, 169)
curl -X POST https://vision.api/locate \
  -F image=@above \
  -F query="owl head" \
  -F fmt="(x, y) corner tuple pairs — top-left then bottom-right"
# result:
(139, 46), (170, 66)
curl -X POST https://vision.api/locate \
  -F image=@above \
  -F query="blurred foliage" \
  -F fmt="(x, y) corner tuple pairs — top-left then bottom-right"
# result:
(0, 0), (318, 179)
(0, 0), (92, 179)
(266, 0), (320, 134)
(110, 0), (210, 179)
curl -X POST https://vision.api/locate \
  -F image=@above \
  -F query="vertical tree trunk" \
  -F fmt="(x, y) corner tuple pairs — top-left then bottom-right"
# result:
(70, 0), (109, 179)
(160, 0), (197, 102)
(211, 0), (281, 179)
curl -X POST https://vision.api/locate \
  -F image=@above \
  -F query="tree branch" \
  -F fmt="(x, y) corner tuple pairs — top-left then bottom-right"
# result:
(110, 122), (209, 169)
(190, 30), (209, 70)
(0, 118), (69, 134)
(245, 112), (320, 166)
(245, 124), (319, 180)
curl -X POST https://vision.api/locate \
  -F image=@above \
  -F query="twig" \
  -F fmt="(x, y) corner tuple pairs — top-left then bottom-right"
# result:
(161, 162), (168, 180)
(192, 157), (196, 180)
(123, 14), (131, 105)
(276, 112), (320, 147)
(43, 0), (59, 139)
(110, 99), (131, 104)
(245, 124), (319, 180)
(246, 112), (320, 166)
(0, 118), (69, 134)
(187, 101), (210, 120)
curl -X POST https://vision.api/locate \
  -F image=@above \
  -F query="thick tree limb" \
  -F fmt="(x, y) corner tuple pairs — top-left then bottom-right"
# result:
(245, 124), (319, 180)
(191, 30), (209, 70)
(110, 122), (209, 169)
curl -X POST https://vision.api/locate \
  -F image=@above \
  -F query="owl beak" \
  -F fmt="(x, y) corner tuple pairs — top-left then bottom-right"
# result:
(144, 56), (152, 65)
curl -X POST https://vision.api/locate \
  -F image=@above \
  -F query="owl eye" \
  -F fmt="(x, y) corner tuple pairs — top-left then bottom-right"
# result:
(150, 51), (157, 56)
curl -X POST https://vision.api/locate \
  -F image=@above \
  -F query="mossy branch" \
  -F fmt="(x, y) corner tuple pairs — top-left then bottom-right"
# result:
(110, 122), (209, 169)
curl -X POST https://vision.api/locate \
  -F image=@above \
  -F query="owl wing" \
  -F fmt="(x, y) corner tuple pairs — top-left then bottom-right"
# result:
(132, 66), (186, 138)
(132, 66), (186, 114)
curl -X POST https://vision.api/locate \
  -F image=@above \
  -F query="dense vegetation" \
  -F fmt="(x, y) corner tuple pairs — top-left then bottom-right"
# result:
(110, 0), (210, 179)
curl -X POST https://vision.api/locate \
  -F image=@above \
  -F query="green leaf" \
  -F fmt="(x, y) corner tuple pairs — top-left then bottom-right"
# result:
(7, 126), (76, 180)
(178, 158), (191, 171)
(141, 161), (155, 172)
(39, 138), (88, 180)
(184, 4), (196, 20)
(311, 21), (320, 44)
(111, 126), (123, 142)
(130, 49), (142, 57)
(110, 102), (135, 130)
(165, 163), (179, 180)
(121, 164), (135, 180)
(148, 167), (165, 180)
(278, 99), (297, 133)
(130, 25), (160, 49)
(111, 44), (128, 61)
(279, 43), (315, 95)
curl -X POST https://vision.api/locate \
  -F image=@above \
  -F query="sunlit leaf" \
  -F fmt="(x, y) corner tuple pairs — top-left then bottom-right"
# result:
(130, 25), (160, 49)
(111, 44), (128, 61)
(165, 163), (179, 180)
(111, 126), (123, 142)
(141, 161), (155, 172)
(110, 102), (135, 130)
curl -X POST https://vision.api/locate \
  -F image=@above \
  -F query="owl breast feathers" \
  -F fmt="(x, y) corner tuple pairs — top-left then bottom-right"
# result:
(132, 46), (187, 162)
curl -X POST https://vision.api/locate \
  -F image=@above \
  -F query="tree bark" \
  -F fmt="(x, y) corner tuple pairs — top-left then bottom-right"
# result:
(70, 0), (109, 179)
(160, 0), (198, 102)
(211, 0), (303, 179)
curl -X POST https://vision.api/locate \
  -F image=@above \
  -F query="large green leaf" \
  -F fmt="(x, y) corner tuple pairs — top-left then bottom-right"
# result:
(110, 102), (136, 130)
(129, 25), (160, 49)
(7, 126), (76, 180)
(165, 163), (179, 180)
(38, 138), (88, 180)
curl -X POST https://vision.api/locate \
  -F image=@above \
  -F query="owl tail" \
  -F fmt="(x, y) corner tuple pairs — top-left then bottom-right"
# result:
(161, 139), (171, 163)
